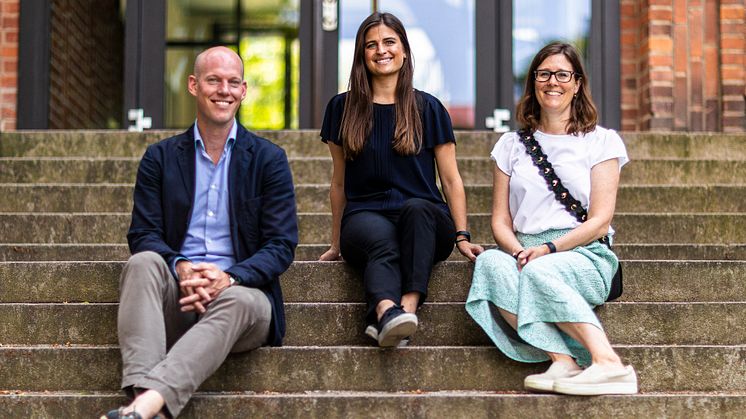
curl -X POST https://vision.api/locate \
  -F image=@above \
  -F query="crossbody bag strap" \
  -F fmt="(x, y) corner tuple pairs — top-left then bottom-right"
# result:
(516, 128), (610, 246)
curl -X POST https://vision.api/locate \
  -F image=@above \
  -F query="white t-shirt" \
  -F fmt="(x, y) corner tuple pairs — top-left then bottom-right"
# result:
(491, 127), (629, 235)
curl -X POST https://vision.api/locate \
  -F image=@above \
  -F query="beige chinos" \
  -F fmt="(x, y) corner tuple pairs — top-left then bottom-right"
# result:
(118, 251), (271, 416)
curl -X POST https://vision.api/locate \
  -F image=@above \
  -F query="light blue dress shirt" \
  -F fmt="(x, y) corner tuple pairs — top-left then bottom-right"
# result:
(176, 121), (238, 273)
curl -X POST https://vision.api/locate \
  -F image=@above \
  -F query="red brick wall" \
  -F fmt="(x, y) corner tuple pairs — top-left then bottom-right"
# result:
(48, 0), (123, 129)
(621, 0), (745, 132)
(0, 0), (18, 131)
(720, 0), (745, 132)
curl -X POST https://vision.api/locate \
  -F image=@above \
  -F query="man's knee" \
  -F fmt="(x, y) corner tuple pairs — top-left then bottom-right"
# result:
(121, 251), (170, 287)
(127, 251), (163, 267)
(216, 287), (271, 325)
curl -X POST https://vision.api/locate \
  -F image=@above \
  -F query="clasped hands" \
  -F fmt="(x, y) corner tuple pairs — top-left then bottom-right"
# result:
(512, 244), (552, 270)
(175, 261), (232, 313)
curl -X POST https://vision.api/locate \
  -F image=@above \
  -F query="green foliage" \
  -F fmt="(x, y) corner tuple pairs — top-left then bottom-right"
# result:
(239, 35), (298, 130)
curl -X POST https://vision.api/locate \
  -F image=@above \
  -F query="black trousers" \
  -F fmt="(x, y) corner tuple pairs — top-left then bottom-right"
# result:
(340, 198), (456, 325)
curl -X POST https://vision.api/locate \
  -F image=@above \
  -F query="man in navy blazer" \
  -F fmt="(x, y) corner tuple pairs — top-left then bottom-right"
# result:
(103, 47), (298, 419)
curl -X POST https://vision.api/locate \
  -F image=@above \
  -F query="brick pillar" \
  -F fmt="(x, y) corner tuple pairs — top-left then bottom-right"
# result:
(0, 0), (19, 131)
(621, 0), (745, 132)
(620, 0), (643, 131)
(720, 0), (745, 132)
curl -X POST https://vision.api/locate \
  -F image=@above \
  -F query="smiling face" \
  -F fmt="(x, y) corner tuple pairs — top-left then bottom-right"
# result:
(534, 53), (581, 119)
(188, 47), (247, 131)
(363, 24), (406, 81)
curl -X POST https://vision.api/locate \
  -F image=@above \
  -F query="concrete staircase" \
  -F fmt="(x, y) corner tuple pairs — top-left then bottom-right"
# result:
(1, 130), (745, 418)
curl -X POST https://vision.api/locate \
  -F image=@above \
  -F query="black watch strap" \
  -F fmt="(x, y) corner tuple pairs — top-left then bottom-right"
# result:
(455, 230), (471, 243)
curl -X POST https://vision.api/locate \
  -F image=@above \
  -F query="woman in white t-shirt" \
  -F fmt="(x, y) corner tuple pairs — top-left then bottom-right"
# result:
(465, 42), (637, 395)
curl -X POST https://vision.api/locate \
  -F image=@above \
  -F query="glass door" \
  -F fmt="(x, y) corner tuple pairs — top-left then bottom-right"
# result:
(164, 0), (299, 130)
(475, 0), (619, 131)
(512, 0), (591, 103)
(339, 0), (476, 128)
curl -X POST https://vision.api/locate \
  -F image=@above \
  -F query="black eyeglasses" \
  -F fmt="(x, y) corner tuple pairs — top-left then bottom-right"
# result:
(534, 70), (578, 83)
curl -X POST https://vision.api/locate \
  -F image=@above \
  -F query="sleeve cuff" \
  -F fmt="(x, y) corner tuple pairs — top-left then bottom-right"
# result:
(170, 256), (190, 281)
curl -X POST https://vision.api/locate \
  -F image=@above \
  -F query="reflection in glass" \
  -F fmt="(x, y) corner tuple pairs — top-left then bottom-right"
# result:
(239, 35), (299, 130)
(167, 0), (237, 43)
(165, 47), (201, 129)
(339, 0), (475, 128)
(164, 0), (299, 129)
(513, 0), (591, 103)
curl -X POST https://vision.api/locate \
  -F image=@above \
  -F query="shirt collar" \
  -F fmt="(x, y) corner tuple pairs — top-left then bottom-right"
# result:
(194, 119), (237, 152)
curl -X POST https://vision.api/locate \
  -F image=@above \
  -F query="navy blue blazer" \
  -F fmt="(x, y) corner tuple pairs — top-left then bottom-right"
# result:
(127, 123), (298, 346)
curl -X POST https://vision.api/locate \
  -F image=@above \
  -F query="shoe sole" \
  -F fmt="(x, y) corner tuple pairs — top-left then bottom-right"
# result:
(552, 381), (638, 396)
(378, 313), (418, 347)
(366, 325), (411, 347)
(523, 377), (554, 392)
(365, 325), (378, 341)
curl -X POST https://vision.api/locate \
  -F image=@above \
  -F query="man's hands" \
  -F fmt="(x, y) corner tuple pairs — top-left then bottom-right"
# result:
(175, 261), (233, 313)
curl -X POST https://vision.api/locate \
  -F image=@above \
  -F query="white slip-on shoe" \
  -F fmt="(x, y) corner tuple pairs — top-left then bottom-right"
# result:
(553, 364), (638, 395)
(524, 362), (582, 392)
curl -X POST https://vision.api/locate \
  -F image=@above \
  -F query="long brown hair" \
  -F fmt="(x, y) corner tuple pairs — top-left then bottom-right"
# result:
(516, 42), (598, 135)
(340, 12), (422, 159)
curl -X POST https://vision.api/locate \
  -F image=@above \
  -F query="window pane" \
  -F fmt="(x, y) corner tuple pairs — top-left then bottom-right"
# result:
(338, 0), (373, 93)
(513, 0), (591, 103)
(239, 35), (288, 130)
(167, 0), (237, 43)
(339, 0), (476, 128)
(240, 0), (299, 28)
(164, 0), (299, 129)
(238, 0), (299, 130)
(164, 47), (201, 129)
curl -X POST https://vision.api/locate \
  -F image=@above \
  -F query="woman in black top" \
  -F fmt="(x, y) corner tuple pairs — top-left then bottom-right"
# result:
(319, 12), (482, 347)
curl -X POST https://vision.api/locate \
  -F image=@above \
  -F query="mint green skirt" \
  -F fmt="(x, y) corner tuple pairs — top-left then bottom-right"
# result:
(465, 229), (618, 366)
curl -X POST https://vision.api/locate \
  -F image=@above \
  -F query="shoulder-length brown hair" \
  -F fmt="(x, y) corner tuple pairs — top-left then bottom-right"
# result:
(340, 12), (422, 159)
(516, 41), (598, 135)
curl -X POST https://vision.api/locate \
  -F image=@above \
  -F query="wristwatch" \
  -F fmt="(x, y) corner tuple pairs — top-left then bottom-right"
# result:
(228, 275), (238, 286)
(455, 230), (471, 243)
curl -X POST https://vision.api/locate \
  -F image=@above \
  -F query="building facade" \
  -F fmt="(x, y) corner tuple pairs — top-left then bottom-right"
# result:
(0, 0), (743, 132)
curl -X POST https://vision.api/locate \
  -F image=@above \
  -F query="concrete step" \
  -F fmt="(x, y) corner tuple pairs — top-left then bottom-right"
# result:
(0, 243), (130, 261)
(3, 183), (745, 213)
(2, 261), (745, 304)
(299, 213), (746, 245)
(2, 158), (745, 185)
(3, 130), (746, 160)
(1, 213), (745, 244)
(2, 302), (744, 346)
(3, 392), (746, 419)
(3, 243), (746, 262)
(2, 345), (745, 393)
(3, 391), (746, 419)
(0, 130), (325, 158)
(296, 244), (746, 262)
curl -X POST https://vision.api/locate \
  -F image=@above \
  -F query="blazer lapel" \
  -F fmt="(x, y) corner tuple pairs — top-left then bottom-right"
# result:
(229, 124), (255, 198)
(228, 124), (255, 254)
(176, 126), (196, 201)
